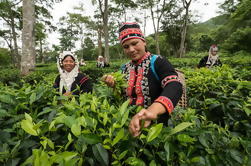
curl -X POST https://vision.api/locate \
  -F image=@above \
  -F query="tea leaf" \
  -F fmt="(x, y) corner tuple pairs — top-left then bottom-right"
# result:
(112, 128), (124, 146)
(80, 133), (102, 145)
(167, 122), (193, 137)
(29, 92), (36, 104)
(71, 123), (81, 136)
(92, 143), (109, 166)
(21, 113), (38, 136)
(146, 123), (163, 142)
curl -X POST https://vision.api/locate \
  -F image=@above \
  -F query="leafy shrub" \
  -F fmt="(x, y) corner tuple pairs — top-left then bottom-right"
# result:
(185, 65), (251, 136)
(0, 48), (11, 66)
(0, 68), (21, 85)
(222, 27), (251, 53)
(1, 54), (251, 165)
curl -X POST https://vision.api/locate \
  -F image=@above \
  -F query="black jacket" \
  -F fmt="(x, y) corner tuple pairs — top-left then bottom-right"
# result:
(198, 55), (222, 68)
(53, 73), (92, 95)
(122, 54), (183, 113)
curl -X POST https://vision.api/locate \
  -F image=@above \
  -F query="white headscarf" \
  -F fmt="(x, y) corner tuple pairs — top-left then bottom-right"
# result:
(57, 51), (79, 94)
(206, 45), (219, 67)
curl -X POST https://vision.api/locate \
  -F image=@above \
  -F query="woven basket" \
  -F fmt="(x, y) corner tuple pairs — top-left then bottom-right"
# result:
(176, 69), (187, 108)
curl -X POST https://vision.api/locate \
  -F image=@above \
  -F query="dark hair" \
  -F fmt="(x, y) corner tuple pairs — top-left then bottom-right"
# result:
(62, 55), (75, 61)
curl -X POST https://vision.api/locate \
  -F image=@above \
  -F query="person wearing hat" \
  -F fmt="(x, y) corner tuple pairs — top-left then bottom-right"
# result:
(198, 45), (222, 68)
(102, 22), (183, 137)
(97, 56), (105, 68)
(53, 51), (92, 96)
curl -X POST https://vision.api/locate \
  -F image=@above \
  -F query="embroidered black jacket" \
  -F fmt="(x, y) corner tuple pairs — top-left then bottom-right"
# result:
(122, 53), (183, 116)
(53, 73), (92, 95)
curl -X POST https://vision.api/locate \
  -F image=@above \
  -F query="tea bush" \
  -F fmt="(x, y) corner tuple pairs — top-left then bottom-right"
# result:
(0, 53), (251, 165)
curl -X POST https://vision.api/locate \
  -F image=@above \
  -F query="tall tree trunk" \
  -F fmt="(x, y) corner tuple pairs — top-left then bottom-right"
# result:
(179, 13), (188, 58)
(149, 0), (167, 55)
(143, 10), (147, 35)
(103, 0), (110, 63)
(10, 16), (20, 68)
(150, 5), (160, 55)
(179, 0), (192, 58)
(21, 0), (35, 76)
(3, 37), (15, 66)
(39, 39), (44, 63)
(98, 27), (102, 58)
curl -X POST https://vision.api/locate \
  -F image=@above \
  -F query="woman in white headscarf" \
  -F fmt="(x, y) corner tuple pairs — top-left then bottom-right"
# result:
(53, 51), (92, 96)
(198, 45), (222, 68)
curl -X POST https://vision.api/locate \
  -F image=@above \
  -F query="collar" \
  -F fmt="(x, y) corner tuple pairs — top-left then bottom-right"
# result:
(131, 52), (151, 65)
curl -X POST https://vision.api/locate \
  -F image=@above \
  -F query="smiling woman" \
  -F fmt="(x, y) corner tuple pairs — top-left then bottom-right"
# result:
(103, 22), (183, 137)
(53, 51), (93, 96)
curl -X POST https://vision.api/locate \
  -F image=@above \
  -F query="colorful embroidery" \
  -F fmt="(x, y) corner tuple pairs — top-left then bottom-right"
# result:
(155, 96), (174, 113)
(126, 70), (136, 97)
(123, 52), (151, 108)
(161, 75), (179, 88)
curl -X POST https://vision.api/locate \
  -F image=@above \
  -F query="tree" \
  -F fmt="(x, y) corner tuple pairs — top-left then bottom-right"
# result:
(97, 0), (110, 63)
(78, 37), (96, 60)
(58, 15), (79, 51)
(179, 0), (193, 58)
(21, 0), (35, 75)
(68, 4), (91, 59)
(137, 0), (175, 55)
(214, 0), (251, 53)
(162, 5), (183, 57)
(35, 22), (47, 63)
(0, 0), (22, 67)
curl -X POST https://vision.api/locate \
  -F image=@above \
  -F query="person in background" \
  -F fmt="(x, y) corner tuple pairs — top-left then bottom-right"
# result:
(102, 22), (183, 137)
(97, 56), (105, 68)
(80, 58), (86, 66)
(198, 44), (222, 68)
(53, 51), (92, 96)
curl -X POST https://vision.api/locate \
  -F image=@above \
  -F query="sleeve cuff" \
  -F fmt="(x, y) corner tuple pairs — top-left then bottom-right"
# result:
(154, 96), (174, 114)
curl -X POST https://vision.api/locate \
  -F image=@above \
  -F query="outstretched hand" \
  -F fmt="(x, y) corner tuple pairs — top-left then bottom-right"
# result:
(102, 74), (115, 87)
(63, 91), (72, 96)
(129, 102), (167, 137)
(129, 108), (158, 137)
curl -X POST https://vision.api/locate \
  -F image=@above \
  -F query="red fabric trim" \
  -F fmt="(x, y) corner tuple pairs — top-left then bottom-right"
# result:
(135, 68), (144, 106)
(121, 36), (145, 44)
(155, 96), (174, 114)
(119, 28), (143, 39)
(134, 52), (150, 65)
(79, 77), (88, 85)
(126, 69), (136, 96)
(161, 75), (178, 88)
(162, 79), (180, 88)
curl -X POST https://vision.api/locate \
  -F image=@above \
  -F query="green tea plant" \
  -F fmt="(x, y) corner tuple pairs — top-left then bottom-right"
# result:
(0, 54), (251, 166)
(185, 65), (251, 137)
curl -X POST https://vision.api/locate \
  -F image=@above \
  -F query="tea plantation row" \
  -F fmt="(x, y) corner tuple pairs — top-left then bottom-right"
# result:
(0, 53), (250, 165)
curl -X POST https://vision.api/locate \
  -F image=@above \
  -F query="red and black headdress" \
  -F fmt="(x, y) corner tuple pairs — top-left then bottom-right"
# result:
(118, 22), (145, 44)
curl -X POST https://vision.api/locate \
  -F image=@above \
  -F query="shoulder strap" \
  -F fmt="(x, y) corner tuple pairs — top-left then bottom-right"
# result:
(121, 64), (126, 72)
(151, 54), (160, 81)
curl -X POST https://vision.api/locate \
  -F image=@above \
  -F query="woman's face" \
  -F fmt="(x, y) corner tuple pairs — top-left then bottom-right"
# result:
(122, 38), (146, 61)
(211, 50), (218, 56)
(62, 55), (75, 72)
(211, 48), (218, 56)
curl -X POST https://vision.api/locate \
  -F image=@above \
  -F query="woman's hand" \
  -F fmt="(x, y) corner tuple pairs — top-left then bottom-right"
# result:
(102, 74), (115, 87)
(63, 91), (72, 96)
(129, 102), (166, 137)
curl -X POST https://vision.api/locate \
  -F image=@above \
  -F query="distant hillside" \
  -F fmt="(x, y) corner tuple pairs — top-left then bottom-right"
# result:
(189, 14), (229, 34)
